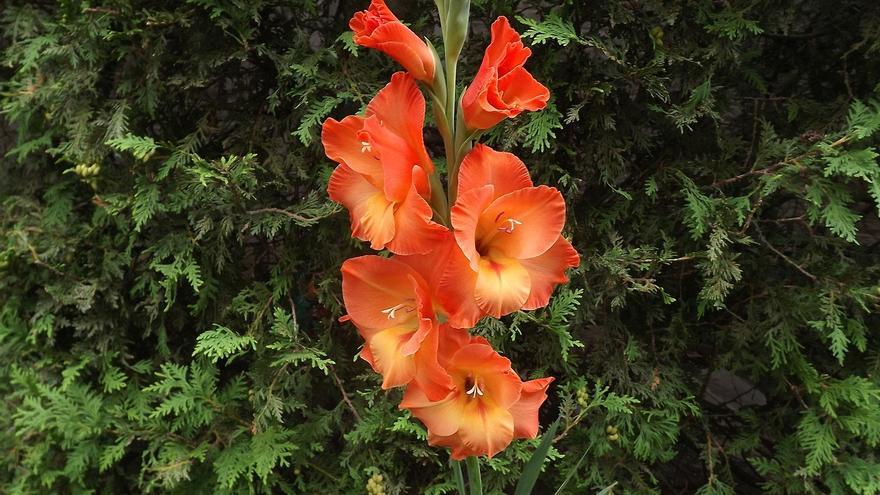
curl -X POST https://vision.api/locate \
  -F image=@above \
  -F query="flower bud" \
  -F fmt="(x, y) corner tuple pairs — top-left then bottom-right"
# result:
(442, 0), (470, 62)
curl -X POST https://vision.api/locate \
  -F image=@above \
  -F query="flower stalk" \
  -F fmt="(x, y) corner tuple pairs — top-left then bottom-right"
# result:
(466, 456), (482, 495)
(326, 2), (573, 492)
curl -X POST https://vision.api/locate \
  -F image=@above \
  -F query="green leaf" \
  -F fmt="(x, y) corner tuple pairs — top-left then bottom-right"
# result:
(517, 14), (580, 46)
(514, 419), (560, 495)
(193, 325), (257, 363)
(553, 450), (588, 495)
(106, 133), (159, 161)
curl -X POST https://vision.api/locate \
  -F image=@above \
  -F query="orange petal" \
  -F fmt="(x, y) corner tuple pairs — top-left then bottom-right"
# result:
(497, 66), (550, 112)
(449, 344), (523, 409)
(474, 255), (531, 318)
(386, 177), (449, 255)
(457, 144), (532, 198)
(460, 17), (546, 130)
(426, 432), (469, 460)
(411, 322), (454, 401)
(366, 324), (420, 389)
(520, 236), (580, 310)
(446, 343), (524, 458)
(321, 115), (382, 182)
(396, 231), (458, 289)
(484, 17), (530, 71)
(462, 79), (507, 130)
(400, 387), (462, 437)
(350, 3), (435, 82)
(340, 256), (431, 330)
(437, 243), (485, 328)
(349, 0), (397, 30)
(328, 165), (395, 249)
(510, 377), (554, 439)
(436, 325), (473, 368)
(480, 185), (566, 260)
(365, 73), (433, 202)
(451, 185), (496, 270)
(359, 319), (450, 397)
(411, 163), (432, 201)
(368, 24), (435, 82)
(454, 398), (515, 458)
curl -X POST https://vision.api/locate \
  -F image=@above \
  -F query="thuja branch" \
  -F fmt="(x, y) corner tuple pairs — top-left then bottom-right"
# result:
(710, 134), (853, 188)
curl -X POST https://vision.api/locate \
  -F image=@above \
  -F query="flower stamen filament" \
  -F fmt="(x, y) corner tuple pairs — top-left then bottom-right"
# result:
(465, 376), (484, 398)
(381, 302), (411, 319)
(497, 217), (522, 234)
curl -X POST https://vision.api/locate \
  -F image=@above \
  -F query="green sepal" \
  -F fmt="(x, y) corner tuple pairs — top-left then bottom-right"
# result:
(425, 37), (447, 106)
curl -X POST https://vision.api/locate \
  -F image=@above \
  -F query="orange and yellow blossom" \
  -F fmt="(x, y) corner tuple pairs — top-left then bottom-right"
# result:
(400, 326), (553, 459)
(323, 72), (447, 255)
(341, 255), (453, 401)
(349, 0), (436, 83)
(461, 17), (550, 130)
(439, 144), (579, 327)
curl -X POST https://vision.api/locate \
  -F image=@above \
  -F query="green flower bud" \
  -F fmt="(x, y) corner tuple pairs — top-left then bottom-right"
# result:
(442, 0), (471, 63)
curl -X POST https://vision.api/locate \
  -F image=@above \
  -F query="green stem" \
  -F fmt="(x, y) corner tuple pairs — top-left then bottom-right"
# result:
(447, 123), (479, 206)
(444, 55), (459, 207)
(444, 57), (457, 144)
(465, 457), (482, 495)
(452, 459), (466, 495)
(428, 172), (450, 226)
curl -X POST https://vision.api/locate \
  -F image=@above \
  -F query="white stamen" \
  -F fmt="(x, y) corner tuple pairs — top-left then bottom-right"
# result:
(380, 303), (407, 319)
(360, 141), (372, 153)
(466, 382), (484, 397)
(498, 217), (523, 234)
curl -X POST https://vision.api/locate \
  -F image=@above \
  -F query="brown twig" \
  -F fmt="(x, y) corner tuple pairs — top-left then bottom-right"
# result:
(553, 409), (586, 443)
(782, 376), (810, 410)
(17, 232), (70, 278)
(331, 368), (362, 422)
(634, 255), (696, 264)
(706, 432), (716, 483)
(711, 135), (852, 188)
(758, 215), (807, 224)
(754, 224), (818, 282)
(738, 192), (765, 234)
(711, 161), (788, 188)
(246, 207), (311, 224)
(743, 99), (761, 169)
(83, 7), (119, 14)
(842, 57), (854, 101)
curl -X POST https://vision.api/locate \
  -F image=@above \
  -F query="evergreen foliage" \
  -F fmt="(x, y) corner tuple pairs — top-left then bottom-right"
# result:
(1, 0), (879, 493)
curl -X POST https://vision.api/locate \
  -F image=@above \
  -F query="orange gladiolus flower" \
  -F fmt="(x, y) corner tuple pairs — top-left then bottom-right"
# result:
(324, 72), (447, 255)
(341, 256), (453, 400)
(460, 16), (550, 130)
(440, 144), (579, 327)
(349, 0), (436, 83)
(400, 326), (554, 459)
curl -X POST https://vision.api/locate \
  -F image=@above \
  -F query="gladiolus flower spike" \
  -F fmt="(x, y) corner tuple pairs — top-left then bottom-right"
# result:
(323, 1), (579, 485)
